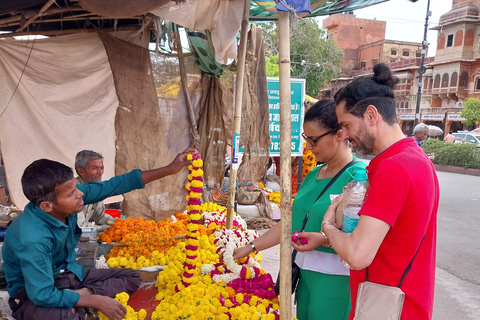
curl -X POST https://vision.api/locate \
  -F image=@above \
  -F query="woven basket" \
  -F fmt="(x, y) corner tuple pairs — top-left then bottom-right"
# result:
(237, 188), (261, 205)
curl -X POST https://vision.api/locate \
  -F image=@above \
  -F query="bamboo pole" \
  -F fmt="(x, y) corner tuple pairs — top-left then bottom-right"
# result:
(16, 0), (57, 32)
(175, 28), (201, 149)
(1, 25), (142, 38)
(278, 11), (293, 320)
(225, 0), (250, 229)
(0, 5), (83, 27)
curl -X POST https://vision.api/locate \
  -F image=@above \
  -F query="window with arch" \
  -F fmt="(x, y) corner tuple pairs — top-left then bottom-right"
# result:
(450, 72), (458, 87)
(441, 73), (449, 87)
(434, 74), (441, 88)
(476, 79), (480, 90)
(459, 71), (469, 87)
(447, 34), (454, 47)
(400, 101), (405, 109)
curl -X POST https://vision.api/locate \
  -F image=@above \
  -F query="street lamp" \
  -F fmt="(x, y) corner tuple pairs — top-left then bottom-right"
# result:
(414, 0), (431, 128)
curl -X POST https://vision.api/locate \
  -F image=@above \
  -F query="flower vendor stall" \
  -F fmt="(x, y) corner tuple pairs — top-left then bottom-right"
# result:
(97, 151), (289, 319)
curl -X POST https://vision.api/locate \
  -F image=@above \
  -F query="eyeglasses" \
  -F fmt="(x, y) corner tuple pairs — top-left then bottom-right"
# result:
(301, 130), (336, 146)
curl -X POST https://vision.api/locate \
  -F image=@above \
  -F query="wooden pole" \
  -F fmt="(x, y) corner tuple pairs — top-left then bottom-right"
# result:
(16, 0), (57, 32)
(0, 5), (83, 27)
(278, 11), (293, 320)
(226, 0), (250, 229)
(176, 28), (201, 149)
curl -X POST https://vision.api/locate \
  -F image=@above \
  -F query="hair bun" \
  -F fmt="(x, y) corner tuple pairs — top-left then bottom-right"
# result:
(372, 63), (399, 89)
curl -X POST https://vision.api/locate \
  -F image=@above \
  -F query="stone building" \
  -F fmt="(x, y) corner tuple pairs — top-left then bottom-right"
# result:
(325, 0), (480, 135)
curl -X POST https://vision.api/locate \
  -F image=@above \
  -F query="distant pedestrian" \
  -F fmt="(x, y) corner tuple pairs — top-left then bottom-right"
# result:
(444, 132), (455, 144)
(413, 123), (429, 147)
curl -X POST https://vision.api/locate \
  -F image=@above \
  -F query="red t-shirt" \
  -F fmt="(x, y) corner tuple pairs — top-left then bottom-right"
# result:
(349, 138), (439, 320)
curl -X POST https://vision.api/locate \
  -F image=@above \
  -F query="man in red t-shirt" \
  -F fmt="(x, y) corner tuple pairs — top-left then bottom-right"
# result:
(293, 63), (439, 319)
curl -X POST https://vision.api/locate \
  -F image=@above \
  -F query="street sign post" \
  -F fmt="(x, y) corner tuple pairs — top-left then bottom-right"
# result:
(267, 77), (305, 156)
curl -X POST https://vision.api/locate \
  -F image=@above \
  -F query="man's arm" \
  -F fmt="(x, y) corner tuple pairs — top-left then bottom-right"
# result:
(79, 148), (196, 205)
(292, 195), (390, 270)
(140, 148), (194, 185)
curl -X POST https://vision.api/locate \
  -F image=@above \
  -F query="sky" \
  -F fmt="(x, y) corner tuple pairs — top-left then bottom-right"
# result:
(317, 0), (453, 57)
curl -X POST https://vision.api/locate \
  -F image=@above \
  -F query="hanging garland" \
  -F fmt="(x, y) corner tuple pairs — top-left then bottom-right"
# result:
(176, 151), (204, 292)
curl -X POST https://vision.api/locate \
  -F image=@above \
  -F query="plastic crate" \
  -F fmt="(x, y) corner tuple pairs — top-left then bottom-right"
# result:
(104, 209), (121, 218)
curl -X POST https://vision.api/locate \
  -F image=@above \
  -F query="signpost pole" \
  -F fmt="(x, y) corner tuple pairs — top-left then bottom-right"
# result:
(414, 0), (431, 127)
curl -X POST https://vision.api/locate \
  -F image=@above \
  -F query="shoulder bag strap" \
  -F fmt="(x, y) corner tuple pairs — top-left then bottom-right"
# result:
(292, 159), (361, 259)
(365, 235), (425, 288)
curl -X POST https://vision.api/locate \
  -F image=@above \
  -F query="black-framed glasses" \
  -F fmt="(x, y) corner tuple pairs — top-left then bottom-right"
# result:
(301, 130), (336, 146)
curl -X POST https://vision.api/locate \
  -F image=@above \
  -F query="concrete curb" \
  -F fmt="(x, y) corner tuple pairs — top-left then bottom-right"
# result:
(358, 154), (480, 177)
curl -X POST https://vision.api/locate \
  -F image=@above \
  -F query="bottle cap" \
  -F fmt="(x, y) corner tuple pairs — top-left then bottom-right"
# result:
(354, 169), (368, 181)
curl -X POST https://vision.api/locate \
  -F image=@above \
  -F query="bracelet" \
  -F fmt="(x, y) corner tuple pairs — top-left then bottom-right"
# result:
(320, 230), (328, 240)
(321, 221), (338, 229)
(249, 241), (258, 253)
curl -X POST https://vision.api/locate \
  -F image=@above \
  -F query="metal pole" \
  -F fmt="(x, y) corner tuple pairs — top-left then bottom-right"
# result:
(414, 0), (431, 127)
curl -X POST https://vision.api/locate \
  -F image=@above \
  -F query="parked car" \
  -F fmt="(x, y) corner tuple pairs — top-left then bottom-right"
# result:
(452, 132), (480, 147)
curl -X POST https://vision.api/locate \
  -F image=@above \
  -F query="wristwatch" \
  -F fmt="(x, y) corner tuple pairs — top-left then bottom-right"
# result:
(249, 241), (258, 253)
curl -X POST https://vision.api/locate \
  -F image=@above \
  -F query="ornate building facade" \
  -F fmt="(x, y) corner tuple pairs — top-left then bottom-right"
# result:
(325, 0), (480, 135)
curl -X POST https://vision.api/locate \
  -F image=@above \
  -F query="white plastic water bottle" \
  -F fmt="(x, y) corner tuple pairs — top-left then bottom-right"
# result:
(341, 168), (368, 269)
(343, 168), (369, 233)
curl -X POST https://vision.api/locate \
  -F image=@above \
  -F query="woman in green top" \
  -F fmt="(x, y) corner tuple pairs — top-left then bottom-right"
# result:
(233, 99), (366, 320)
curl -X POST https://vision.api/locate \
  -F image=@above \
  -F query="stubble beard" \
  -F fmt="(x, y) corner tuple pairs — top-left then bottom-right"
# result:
(350, 124), (376, 156)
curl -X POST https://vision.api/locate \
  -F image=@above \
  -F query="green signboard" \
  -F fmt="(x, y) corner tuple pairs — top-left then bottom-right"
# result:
(268, 77), (305, 156)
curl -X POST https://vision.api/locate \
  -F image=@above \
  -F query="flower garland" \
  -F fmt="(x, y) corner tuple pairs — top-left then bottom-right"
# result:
(176, 151), (204, 291)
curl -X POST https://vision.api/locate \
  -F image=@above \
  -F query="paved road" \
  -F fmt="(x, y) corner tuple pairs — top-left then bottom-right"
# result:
(259, 170), (480, 319)
(433, 171), (480, 320)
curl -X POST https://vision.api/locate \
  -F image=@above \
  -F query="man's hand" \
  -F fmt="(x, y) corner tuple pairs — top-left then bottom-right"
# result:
(167, 148), (198, 175)
(94, 295), (127, 320)
(323, 193), (344, 225)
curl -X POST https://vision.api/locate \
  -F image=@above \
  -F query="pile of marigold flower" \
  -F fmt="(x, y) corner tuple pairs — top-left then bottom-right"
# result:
(267, 191), (281, 204)
(98, 292), (147, 320)
(99, 213), (208, 269)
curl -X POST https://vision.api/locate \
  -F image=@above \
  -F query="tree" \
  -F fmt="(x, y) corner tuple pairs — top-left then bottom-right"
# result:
(261, 19), (344, 97)
(461, 98), (480, 127)
(265, 55), (279, 77)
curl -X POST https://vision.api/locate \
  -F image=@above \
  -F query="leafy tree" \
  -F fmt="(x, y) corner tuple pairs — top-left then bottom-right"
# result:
(265, 55), (279, 77)
(261, 19), (344, 97)
(461, 98), (480, 127)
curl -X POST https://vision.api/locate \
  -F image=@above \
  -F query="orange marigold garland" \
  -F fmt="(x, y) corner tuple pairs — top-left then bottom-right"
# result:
(176, 151), (204, 291)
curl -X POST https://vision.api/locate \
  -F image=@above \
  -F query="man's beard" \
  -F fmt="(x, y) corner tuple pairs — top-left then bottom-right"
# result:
(350, 122), (375, 156)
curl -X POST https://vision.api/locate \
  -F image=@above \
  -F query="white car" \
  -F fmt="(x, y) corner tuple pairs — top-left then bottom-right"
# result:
(452, 132), (480, 147)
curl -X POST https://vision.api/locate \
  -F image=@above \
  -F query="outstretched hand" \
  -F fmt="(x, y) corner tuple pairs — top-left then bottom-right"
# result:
(168, 147), (198, 175)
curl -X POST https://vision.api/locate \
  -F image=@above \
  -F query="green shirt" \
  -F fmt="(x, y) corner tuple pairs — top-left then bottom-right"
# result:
(2, 169), (144, 309)
(292, 158), (367, 254)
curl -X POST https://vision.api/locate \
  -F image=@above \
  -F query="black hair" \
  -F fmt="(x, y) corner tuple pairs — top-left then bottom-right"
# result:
(304, 99), (341, 132)
(334, 63), (399, 123)
(21, 159), (74, 206)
